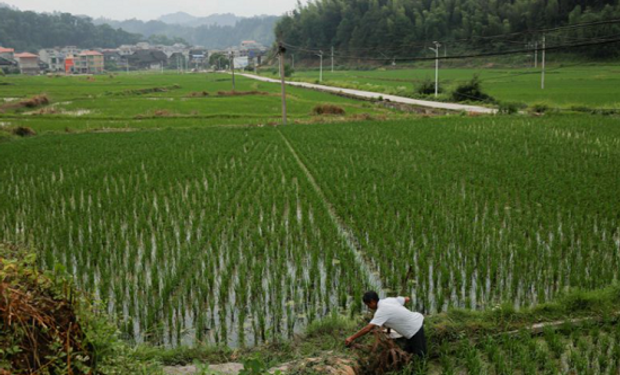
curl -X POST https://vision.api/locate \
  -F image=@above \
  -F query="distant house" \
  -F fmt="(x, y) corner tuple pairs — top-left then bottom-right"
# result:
(65, 55), (75, 74)
(0, 56), (18, 74)
(128, 50), (168, 70)
(168, 52), (187, 69)
(14, 52), (40, 75)
(75, 51), (104, 74)
(0, 47), (15, 60)
(102, 49), (124, 70)
(189, 49), (208, 70)
(39, 49), (66, 72)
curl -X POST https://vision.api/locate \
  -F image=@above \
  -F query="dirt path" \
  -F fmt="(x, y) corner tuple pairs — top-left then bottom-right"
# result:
(241, 73), (497, 114)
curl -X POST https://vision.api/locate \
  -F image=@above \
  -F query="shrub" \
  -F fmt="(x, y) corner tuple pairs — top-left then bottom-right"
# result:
(416, 79), (440, 95)
(451, 75), (494, 103)
(283, 64), (294, 78)
(12, 126), (36, 137)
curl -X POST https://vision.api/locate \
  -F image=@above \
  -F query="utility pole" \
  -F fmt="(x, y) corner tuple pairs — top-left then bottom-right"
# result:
(317, 51), (324, 82)
(534, 41), (538, 68)
(429, 41), (441, 98)
(541, 35), (546, 89)
(291, 54), (295, 70)
(331, 46), (334, 73)
(278, 43), (288, 125)
(230, 52), (236, 91)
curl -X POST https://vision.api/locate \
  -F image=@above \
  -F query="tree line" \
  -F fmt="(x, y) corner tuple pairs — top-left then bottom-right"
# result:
(275, 0), (620, 60)
(94, 16), (279, 49)
(0, 7), (141, 51)
(0, 6), (279, 52)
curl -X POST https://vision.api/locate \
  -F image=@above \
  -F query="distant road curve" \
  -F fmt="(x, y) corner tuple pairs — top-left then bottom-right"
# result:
(240, 73), (497, 114)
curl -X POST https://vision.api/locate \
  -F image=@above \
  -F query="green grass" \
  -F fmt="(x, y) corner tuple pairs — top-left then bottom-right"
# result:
(0, 73), (404, 133)
(275, 64), (620, 109)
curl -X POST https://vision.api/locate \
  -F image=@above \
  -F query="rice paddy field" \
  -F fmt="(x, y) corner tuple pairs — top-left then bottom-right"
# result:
(0, 72), (402, 133)
(282, 64), (620, 109)
(1, 84), (619, 350)
(1, 71), (620, 375)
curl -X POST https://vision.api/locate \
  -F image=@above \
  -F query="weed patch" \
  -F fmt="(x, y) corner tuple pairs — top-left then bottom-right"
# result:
(312, 104), (346, 115)
(216, 91), (269, 97)
(0, 95), (50, 112)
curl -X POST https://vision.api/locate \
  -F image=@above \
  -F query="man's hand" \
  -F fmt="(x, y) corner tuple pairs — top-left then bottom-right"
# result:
(345, 336), (355, 347)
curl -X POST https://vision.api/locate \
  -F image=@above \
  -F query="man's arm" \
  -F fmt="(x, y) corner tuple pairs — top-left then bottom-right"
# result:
(345, 324), (376, 346)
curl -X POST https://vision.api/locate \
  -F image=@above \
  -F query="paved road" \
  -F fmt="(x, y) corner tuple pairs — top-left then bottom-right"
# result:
(240, 73), (497, 114)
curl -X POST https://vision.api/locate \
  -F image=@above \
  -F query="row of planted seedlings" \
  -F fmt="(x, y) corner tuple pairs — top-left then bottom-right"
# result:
(156, 136), (372, 347)
(0, 128), (373, 347)
(0, 130), (259, 345)
(430, 320), (620, 375)
(281, 117), (620, 314)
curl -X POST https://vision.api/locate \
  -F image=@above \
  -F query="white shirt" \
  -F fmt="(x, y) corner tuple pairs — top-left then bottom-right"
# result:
(370, 297), (424, 339)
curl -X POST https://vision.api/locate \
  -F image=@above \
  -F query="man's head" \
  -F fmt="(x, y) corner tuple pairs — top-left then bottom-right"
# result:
(363, 291), (380, 310)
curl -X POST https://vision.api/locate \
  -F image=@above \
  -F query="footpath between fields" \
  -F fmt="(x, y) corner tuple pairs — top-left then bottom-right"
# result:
(240, 73), (497, 114)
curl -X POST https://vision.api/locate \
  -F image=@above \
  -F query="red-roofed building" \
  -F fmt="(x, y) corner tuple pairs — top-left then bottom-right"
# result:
(14, 52), (40, 75)
(75, 50), (104, 74)
(0, 47), (15, 59)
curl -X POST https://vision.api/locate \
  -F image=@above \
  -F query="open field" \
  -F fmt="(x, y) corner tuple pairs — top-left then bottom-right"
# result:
(1, 112), (619, 353)
(278, 64), (620, 109)
(0, 72), (405, 133)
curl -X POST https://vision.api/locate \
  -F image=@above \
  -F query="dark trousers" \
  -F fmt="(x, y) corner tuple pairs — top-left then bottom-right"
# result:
(397, 325), (427, 357)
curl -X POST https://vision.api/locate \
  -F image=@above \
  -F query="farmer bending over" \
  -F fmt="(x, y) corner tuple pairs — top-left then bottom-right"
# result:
(345, 291), (427, 357)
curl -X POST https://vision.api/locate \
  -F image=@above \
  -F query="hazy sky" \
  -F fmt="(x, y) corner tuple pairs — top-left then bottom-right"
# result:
(3, 0), (306, 20)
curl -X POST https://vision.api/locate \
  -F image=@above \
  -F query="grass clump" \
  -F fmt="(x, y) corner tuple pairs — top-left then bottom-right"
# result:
(498, 101), (525, 115)
(529, 101), (551, 114)
(312, 104), (346, 115)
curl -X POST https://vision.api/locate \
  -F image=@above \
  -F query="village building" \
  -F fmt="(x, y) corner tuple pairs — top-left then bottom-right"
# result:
(0, 47), (15, 60)
(14, 52), (40, 75)
(189, 49), (208, 70)
(168, 52), (188, 69)
(128, 49), (168, 70)
(0, 56), (18, 74)
(75, 51), (104, 74)
(38, 49), (66, 72)
(101, 49), (126, 70)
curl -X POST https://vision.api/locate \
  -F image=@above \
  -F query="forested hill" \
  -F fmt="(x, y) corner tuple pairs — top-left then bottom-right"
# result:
(0, 7), (141, 51)
(275, 0), (620, 59)
(94, 16), (280, 49)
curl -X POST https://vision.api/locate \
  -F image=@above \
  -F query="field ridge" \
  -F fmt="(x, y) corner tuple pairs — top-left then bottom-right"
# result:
(277, 129), (384, 293)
